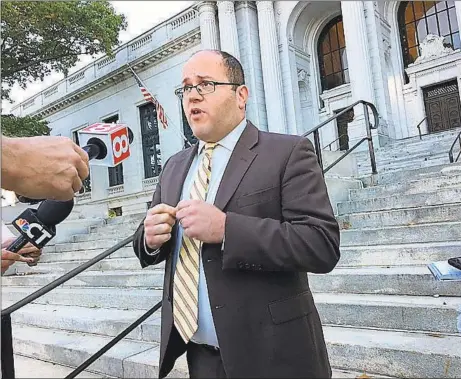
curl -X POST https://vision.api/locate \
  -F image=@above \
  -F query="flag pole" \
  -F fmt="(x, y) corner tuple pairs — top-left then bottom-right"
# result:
(126, 63), (192, 148)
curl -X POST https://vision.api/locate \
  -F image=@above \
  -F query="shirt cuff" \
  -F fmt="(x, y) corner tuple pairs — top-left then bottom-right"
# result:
(144, 234), (160, 256)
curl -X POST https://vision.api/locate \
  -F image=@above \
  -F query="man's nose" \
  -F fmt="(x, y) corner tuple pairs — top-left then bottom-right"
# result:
(187, 87), (203, 101)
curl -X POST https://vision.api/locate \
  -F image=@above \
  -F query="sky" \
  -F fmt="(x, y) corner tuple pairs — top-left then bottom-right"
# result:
(1, 1), (194, 114)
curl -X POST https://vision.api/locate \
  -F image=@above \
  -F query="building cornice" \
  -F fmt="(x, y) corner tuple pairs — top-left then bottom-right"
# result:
(32, 29), (200, 118)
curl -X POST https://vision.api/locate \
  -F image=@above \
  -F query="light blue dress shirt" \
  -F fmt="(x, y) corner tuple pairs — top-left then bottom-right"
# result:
(171, 118), (247, 347)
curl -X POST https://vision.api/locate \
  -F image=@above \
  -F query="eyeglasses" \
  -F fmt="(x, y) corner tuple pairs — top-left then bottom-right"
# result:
(174, 80), (242, 99)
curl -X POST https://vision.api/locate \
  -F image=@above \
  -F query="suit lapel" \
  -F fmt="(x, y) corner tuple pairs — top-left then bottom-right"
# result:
(214, 122), (259, 211)
(164, 143), (198, 206)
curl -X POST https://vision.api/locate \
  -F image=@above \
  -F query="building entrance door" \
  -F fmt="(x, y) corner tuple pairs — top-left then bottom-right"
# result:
(423, 80), (461, 134)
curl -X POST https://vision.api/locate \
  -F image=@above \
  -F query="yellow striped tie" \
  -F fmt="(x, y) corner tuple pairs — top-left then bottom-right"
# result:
(173, 142), (217, 342)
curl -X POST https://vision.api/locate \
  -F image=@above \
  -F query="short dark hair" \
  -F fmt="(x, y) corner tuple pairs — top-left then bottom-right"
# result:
(192, 50), (245, 89)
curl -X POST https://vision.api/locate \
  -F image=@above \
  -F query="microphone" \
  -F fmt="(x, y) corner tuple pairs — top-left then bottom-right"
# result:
(16, 123), (134, 205)
(7, 199), (74, 265)
(77, 122), (134, 167)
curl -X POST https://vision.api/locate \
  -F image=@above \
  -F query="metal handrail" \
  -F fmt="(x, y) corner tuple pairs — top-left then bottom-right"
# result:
(1, 235), (139, 379)
(416, 116), (427, 140)
(323, 133), (348, 151)
(448, 130), (461, 163)
(302, 100), (379, 175)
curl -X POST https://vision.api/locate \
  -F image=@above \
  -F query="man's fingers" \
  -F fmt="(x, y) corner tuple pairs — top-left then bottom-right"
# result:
(148, 204), (177, 217)
(74, 152), (90, 181)
(72, 172), (83, 194)
(73, 144), (90, 167)
(2, 250), (34, 262)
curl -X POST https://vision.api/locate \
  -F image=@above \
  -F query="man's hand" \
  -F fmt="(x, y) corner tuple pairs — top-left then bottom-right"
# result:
(1, 249), (35, 274)
(144, 204), (177, 250)
(2, 135), (90, 201)
(2, 237), (42, 267)
(176, 200), (226, 243)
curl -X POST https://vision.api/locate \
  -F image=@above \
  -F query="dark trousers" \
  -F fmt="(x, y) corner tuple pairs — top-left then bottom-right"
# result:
(187, 342), (227, 378)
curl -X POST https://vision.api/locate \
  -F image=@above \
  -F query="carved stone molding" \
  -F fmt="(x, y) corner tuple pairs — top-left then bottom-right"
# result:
(297, 68), (309, 83)
(414, 34), (454, 64)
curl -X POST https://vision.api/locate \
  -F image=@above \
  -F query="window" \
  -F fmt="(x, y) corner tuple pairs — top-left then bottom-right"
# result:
(139, 103), (162, 178)
(72, 128), (91, 194)
(318, 15), (349, 91)
(104, 114), (124, 187)
(181, 102), (197, 148)
(398, 1), (459, 75)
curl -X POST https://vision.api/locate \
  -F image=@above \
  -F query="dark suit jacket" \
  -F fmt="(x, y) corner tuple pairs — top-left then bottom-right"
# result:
(133, 121), (340, 378)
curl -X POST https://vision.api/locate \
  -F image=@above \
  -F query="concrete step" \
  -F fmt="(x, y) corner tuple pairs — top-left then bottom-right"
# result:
(2, 286), (163, 310)
(371, 156), (450, 174)
(338, 241), (461, 267)
(372, 162), (461, 185)
(338, 187), (461, 214)
(315, 293), (461, 333)
(8, 303), (161, 343)
(11, 324), (187, 378)
(11, 257), (162, 274)
(324, 326), (461, 378)
(338, 203), (461, 229)
(10, 324), (382, 379)
(39, 246), (134, 263)
(349, 174), (461, 201)
(340, 221), (461, 246)
(310, 266), (461, 297)
(50, 239), (128, 253)
(73, 230), (134, 243)
(106, 213), (145, 225)
(2, 270), (165, 289)
(9, 239), (458, 276)
(12, 354), (109, 378)
(89, 220), (141, 235)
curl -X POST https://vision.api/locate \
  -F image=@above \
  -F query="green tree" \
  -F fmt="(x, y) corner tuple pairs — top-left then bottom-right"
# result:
(1, 1), (127, 101)
(1, 114), (51, 137)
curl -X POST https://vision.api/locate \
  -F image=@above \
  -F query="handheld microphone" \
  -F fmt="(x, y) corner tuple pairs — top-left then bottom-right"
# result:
(16, 123), (134, 205)
(7, 199), (74, 265)
(78, 122), (134, 167)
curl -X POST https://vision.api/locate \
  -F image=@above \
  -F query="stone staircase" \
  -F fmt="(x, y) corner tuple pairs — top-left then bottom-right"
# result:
(3, 131), (461, 378)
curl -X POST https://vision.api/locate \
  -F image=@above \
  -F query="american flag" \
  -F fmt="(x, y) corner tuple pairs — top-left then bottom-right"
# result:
(132, 70), (168, 129)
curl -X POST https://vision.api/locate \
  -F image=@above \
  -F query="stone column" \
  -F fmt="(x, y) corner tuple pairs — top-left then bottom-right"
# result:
(341, 1), (377, 147)
(455, 2), (461, 37)
(256, 1), (287, 134)
(198, 1), (220, 50)
(341, 1), (374, 104)
(217, 1), (240, 59)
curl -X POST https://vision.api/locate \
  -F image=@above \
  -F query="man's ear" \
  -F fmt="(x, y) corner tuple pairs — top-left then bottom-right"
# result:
(237, 85), (249, 110)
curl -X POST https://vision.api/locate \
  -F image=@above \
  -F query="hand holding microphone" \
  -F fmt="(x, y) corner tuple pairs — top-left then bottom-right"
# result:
(15, 122), (134, 205)
(2, 135), (89, 201)
(4, 198), (75, 271)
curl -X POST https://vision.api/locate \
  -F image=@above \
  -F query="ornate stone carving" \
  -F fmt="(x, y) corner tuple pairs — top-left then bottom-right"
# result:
(414, 34), (454, 64)
(297, 68), (309, 83)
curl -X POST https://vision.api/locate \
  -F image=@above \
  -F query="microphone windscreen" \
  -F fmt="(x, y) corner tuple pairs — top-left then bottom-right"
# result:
(36, 199), (75, 227)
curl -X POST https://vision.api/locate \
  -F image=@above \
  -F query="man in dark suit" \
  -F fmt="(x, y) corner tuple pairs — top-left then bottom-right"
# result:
(133, 50), (340, 379)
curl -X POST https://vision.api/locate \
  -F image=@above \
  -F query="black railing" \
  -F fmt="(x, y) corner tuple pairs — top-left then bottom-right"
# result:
(416, 116), (427, 140)
(2, 100), (380, 378)
(448, 130), (461, 163)
(0, 235), (163, 379)
(302, 100), (379, 175)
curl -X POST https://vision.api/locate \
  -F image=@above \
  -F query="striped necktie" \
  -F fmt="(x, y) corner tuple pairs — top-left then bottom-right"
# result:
(173, 142), (217, 343)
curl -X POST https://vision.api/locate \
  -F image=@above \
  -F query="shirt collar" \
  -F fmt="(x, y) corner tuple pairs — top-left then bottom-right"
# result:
(198, 118), (247, 154)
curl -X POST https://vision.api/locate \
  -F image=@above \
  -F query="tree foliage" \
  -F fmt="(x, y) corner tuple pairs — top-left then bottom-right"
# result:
(1, 1), (127, 101)
(1, 114), (51, 137)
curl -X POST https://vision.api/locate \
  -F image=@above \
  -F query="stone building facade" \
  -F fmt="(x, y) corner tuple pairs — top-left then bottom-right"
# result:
(12, 1), (461, 216)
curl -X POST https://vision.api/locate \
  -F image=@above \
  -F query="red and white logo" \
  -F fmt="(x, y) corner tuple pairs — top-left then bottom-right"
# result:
(110, 127), (130, 165)
(81, 123), (124, 134)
